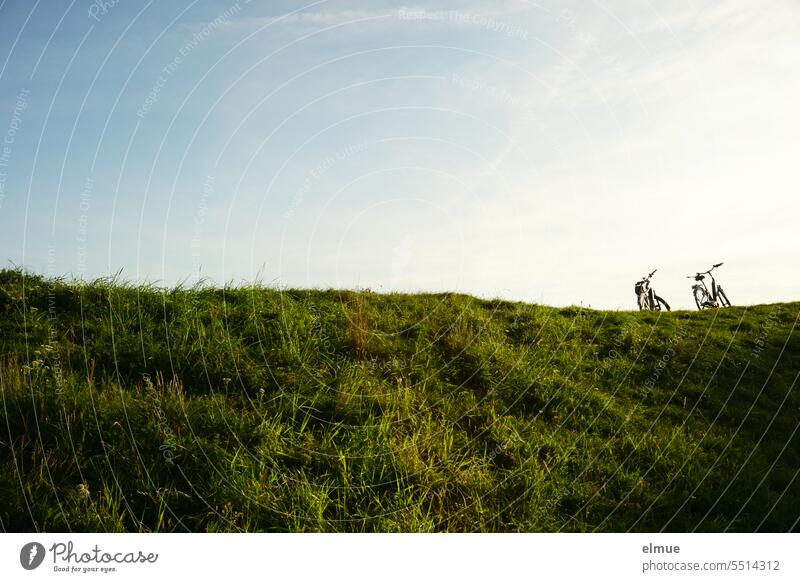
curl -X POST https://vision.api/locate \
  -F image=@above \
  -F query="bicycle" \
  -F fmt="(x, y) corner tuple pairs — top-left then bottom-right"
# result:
(635, 269), (671, 311)
(688, 263), (731, 310)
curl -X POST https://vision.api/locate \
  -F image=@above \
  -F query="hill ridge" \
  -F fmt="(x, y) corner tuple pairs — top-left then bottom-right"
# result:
(1, 269), (798, 532)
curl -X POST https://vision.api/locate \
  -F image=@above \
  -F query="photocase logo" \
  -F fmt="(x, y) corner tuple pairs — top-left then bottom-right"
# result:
(20, 542), (46, 570)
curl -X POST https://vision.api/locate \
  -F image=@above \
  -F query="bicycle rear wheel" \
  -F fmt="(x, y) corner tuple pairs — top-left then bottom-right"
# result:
(717, 286), (731, 307)
(637, 293), (648, 310)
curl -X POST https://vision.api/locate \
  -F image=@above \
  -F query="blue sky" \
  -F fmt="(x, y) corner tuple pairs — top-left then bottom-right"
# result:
(1, 0), (798, 308)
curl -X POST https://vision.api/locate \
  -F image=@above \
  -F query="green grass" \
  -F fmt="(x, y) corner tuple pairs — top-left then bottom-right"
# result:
(1, 267), (798, 532)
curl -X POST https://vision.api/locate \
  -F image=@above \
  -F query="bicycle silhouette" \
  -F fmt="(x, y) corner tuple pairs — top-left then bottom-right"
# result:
(688, 263), (731, 309)
(635, 269), (671, 311)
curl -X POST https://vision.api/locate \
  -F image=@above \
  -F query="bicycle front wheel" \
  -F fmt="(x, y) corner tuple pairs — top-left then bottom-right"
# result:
(655, 295), (671, 312)
(647, 289), (658, 310)
(693, 287), (707, 310)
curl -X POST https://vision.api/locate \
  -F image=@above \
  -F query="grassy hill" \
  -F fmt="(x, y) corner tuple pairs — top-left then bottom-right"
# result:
(1, 268), (798, 532)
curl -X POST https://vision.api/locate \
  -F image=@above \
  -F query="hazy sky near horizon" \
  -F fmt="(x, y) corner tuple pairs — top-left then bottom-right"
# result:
(1, 0), (798, 309)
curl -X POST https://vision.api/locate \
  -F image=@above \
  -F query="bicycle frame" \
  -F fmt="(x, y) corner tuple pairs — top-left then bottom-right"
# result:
(636, 269), (670, 311)
(689, 263), (730, 309)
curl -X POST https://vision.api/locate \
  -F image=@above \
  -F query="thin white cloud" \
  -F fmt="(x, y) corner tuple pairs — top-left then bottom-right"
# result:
(220, 9), (394, 29)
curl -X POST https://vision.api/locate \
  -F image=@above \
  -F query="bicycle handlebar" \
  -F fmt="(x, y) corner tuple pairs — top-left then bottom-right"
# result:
(639, 269), (657, 282)
(691, 263), (725, 276)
